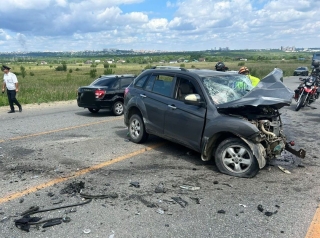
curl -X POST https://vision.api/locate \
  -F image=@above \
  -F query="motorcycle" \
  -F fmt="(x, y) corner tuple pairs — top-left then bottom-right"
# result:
(294, 69), (320, 111)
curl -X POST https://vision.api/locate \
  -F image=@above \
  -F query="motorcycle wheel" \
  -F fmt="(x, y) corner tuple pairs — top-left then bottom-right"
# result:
(295, 94), (307, 111)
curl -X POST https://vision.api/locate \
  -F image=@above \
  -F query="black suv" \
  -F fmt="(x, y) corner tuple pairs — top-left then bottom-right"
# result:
(124, 67), (305, 177)
(77, 74), (135, 116)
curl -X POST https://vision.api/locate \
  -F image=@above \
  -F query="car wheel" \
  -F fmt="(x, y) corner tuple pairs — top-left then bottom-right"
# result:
(112, 101), (124, 116)
(215, 138), (259, 178)
(88, 108), (100, 113)
(128, 114), (148, 143)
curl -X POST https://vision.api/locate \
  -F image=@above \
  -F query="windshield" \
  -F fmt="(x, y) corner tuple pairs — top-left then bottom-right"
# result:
(296, 67), (306, 70)
(202, 74), (253, 105)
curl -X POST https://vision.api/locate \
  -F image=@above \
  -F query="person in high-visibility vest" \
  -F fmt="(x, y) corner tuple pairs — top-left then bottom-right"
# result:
(238, 66), (260, 86)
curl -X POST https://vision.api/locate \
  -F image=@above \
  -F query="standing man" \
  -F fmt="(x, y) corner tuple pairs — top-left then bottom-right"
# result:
(238, 66), (260, 86)
(2, 65), (22, 113)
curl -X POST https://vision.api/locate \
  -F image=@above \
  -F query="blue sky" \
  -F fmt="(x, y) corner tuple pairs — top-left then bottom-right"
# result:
(0, 0), (319, 52)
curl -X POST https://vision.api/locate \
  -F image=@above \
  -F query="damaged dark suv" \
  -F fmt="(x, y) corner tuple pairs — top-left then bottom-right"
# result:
(123, 68), (305, 178)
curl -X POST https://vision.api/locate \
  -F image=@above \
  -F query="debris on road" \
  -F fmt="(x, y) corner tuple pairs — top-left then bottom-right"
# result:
(155, 182), (167, 193)
(180, 185), (200, 191)
(217, 210), (226, 214)
(156, 208), (165, 214)
(257, 204), (279, 217)
(60, 181), (85, 194)
(278, 166), (291, 174)
(130, 181), (140, 188)
(239, 204), (247, 208)
(171, 197), (188, 208)
(83, 228), (91, 234)
(189, 197), (200, 204)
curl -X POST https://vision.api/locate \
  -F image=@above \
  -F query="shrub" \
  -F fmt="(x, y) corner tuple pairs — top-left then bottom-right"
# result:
(69, 69), (73, 73)
(90, 69), (97, 78)
(238, 62), (245, 66)
(180, 63), (185, 68)
(104, 68), (114, 75)
(30, 72), (35, 76)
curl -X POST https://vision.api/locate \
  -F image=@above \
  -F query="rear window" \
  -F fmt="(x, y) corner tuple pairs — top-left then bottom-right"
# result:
(90, 77), (119, 89)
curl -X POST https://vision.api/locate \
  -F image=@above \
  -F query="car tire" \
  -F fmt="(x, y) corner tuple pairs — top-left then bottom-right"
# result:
(112, 101), (124, 116)
(88, 108), (100, 113)
(128, 114), (148, 143)
(214, 138), (259, 178)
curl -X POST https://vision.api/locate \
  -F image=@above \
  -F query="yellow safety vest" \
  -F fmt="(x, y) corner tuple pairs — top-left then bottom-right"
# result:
(249, 75), (260, 87)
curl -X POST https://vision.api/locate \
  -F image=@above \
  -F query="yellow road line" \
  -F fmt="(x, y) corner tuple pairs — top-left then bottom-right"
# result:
(0, 117), (121, 143)
(0, 142), (166, 204)
(305, 207), (320, 238)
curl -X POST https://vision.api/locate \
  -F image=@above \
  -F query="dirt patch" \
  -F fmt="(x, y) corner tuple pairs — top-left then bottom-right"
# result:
(0, 100), (76, 113)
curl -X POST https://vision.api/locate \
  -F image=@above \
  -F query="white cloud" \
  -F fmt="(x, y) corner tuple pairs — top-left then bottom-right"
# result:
(0, 0), (320, 51)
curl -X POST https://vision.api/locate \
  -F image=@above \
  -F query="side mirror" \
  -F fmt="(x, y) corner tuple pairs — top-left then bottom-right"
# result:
(184, 94), (204, 106)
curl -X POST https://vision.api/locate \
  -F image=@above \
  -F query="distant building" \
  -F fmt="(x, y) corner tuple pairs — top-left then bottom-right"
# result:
(281, 46), (296, 52)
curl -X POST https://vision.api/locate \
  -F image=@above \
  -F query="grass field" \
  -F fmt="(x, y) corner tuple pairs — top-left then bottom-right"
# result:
(0, 60), (310, 107)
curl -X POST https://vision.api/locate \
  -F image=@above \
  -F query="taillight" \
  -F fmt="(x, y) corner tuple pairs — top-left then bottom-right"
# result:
(95, 89), (105, 99)
(124, 87), (129, 97)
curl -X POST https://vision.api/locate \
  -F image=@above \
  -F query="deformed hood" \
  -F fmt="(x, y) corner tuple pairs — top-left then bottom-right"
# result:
(217, 68), (294, 109)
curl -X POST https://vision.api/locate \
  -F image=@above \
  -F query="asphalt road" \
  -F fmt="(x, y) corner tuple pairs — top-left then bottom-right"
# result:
(0, 76), (320, 238)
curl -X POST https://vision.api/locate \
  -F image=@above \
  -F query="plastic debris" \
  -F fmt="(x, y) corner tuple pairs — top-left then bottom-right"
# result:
(180, 185), (200, 190)
(217, 210), (226, 214)
(239, 204), (247, 208)
(130, 182), (140, 188)
(257, 204), (264, 212)
(171, 197), (188, 208)
(156, 208), (165, 215)
(190, 197), (200, 204)
(83, 229), (91, 234)
(278, 166), (291, 174)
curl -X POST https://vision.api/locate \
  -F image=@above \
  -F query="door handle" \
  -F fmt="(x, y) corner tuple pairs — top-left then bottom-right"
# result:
(168, 104), (177, 109)
(140, 94), (146, 98)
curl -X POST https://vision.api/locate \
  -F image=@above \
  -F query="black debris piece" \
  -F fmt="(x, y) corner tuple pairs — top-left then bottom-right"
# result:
(213, 181), (219, 184)
(217, 210), (226, 214)
(60, 181), (85, 194)
(19, 198), (24, 203)
(222, 183), (233, 188)
(189, 197), (200, 204)
(47, 192), (55, 197)
(42, 218), (62, 228)
(14, 215), (42, 232)
(257, 204), (264, 212)
(275, 205), (280, 208)
(265, 211), (273, 216)
(171, 197), (188, 208)
(80, 192), (119, 199)
(130, 182), (140, 188)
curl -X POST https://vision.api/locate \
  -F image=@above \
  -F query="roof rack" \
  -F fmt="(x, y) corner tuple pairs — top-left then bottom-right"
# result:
(151, 66), (188, 71)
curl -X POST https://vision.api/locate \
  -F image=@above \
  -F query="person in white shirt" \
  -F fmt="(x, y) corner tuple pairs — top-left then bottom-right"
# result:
(1, 65), (22, 113)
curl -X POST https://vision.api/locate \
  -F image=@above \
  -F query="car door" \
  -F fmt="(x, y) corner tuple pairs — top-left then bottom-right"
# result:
(139, 73), (175, 135)
(164, 75), (206, 151)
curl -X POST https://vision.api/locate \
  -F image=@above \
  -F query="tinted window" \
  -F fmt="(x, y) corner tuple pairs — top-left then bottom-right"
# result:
(175, 77), (198, 101)
(120, 77), (134, 89)
(91, 77), (119, 89)
(135, 75), (149, 88)
(152, 75), (174, 97)
(145, 75), (156, 91)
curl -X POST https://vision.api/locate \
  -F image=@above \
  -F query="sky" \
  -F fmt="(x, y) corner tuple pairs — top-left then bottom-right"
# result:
(0, 0), (320, 52)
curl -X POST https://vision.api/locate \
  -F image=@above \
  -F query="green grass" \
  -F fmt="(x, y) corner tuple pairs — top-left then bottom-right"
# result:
(0, 61), (308, 107)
